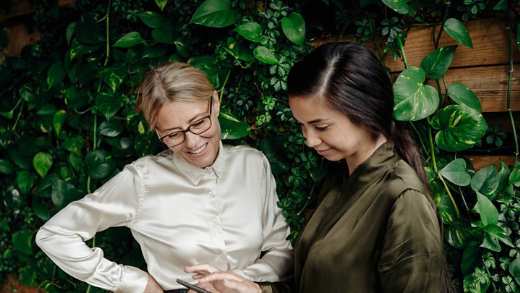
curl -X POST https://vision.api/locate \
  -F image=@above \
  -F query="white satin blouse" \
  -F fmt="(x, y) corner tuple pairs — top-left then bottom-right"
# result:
(35, 144), (293, 292)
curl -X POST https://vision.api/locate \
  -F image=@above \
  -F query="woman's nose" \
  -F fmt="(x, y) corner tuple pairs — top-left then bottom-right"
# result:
(184, 131), (201, 148)
(304, 131), (321, 148)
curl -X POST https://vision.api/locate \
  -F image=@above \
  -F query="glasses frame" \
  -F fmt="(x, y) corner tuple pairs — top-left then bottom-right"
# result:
(157, 95), (213, 147)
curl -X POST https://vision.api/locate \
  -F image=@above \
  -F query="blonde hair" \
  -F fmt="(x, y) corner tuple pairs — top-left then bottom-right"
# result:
(136, 62), (214, 128)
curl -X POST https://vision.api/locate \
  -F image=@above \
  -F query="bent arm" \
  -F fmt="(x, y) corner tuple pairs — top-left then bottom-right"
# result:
(35, 164), (149, 292)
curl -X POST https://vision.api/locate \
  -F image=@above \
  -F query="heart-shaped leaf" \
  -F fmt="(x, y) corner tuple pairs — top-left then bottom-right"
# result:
(420, 46), (456, 80)
(443, 18), (473, 48)
(474, 193), (498, 226)
(95, 93), (123, 120)
(63, 136), (85, 155)
(447, 82), (481, 112)
(99, 120), (122, 137)
(235, 22), (263, 43)
(0, 159), (14, 175)
(47, 62), (65, 89)
(33, 152), (53, 178)
(191, 0), (239, 28)
(219, 112), (249, 140)
(86, 150), (113, 179)
(281, 12), (305, 46)
(113, 32), (145, 48)
(434, 105), (487, 152)
(254, 46), (278, 65)
(471, 165), (500, 198)
(155, 0), (168, 11)
(52, 179), (81, 207)
(16, 171), (34, 194)
(440, 158), (471, 186)
(189, 56), (220, 88)
(393, 66), (439, 121)
(138, 11), (169, 28)
(53, 110), (66, 138)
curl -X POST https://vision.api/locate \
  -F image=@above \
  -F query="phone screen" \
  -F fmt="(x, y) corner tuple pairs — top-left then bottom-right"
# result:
(176, 278), (213, 293)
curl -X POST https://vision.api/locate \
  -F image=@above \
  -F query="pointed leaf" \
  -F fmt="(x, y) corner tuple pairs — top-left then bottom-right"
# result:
(509, 257), (520, 285)
(33, 152), (53, 178)
(434, 105), (487, 152)
(509, 162), (520, 187)
(471, 165), (500, 198)
(443, 18), (473, 48)
(235, 22), (263, 43)
(219, 112), (249, 140)
(53, 110), (66, 137)
(253, 46), (278, 65)
(474, 193), (498, 226)
(281, 12), (306, 46)
(47, 62), (65, 89)
(86, 150), (113, 179)
(138, 11), (169, 28)
(155, 0), (168, 11)
(95, 93), (123, 120)
(0, 159), (14, 174)
(113, 32), (145, 48)
(440, 158), (471, 186)
(99, 120), (122, 137)
(52, 179), (81, 207)
(16, 170), (34, 194)
(382, 0), (411, 15)
(393, 66), (439, 121)
(420, 46), (456, 80)
(447, 82), (481, 112)
(191, 0), (239, 28)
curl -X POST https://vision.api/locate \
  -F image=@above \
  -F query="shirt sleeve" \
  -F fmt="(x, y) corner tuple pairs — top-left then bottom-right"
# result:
(35, 163), (149, 293)
(377, 189), (445, 293)
(233, 155), (293, 283)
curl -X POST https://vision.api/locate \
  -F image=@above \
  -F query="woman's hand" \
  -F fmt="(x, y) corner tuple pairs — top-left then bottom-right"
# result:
(185, 264), (220, 279)
(143, 274), (163, 293)
(195, 272), (262, 293)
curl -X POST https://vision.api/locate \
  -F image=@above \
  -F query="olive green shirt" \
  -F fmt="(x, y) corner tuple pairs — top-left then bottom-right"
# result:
(294, 143), (445, 293)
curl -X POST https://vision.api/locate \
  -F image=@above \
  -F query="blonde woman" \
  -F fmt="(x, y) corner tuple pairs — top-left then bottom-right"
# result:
(36, 62), (292, 293)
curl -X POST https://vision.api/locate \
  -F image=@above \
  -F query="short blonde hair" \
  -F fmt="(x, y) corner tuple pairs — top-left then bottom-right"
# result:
(136, 62), (214, 128)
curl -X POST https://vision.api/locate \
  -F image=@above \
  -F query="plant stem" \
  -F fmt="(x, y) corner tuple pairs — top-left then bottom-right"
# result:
(103, 0), (112, 66)
(429, 127), (460, 217)
(434, 1), (451, 49)
(505, 3), (519, 161)
(410, 122), (428, 156)
(219, 69), (232, 101)
(397, 37), (408, 69)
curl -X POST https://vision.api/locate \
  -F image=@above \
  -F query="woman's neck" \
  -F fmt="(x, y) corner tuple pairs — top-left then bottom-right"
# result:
(345, 134), (388, 175)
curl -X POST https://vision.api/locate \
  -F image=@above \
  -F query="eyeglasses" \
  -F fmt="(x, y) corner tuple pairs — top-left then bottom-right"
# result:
(157, 96), (213, 147)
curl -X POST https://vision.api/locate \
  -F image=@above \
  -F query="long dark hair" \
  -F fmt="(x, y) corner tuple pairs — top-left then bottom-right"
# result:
(287, 42), (428, 187)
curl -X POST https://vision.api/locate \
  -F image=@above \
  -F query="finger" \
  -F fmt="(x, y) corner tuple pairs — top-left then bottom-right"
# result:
(185, 264), (217, 273)
(197, 272), (245, 283)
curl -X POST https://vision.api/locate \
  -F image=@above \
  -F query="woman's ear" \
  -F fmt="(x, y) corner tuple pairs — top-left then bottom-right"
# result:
(212, 90), (221, 115)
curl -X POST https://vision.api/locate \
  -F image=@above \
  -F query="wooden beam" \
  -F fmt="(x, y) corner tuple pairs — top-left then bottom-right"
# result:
(5, 23), (40, 56)
(466, 155), (515, 170)
(0, 0), (75, 23)
(385, 18), (520, 72)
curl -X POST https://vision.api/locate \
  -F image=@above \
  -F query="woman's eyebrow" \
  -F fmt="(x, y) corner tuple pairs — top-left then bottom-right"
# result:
(158, 112), (208, 132)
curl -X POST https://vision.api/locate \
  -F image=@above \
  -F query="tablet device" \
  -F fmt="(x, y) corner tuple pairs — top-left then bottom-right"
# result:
(176, 278), (213, 293)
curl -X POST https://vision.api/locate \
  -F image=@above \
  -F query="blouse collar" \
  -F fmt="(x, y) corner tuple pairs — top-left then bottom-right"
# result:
(171, 141), (226, 185)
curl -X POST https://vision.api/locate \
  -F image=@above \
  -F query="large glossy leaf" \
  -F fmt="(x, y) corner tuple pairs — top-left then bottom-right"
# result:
(32, 201), (50, 221)
(509, 162), (520, 187)
(393, 66), (439, 121)
(474, 193), (498, 226)
(420, 46), (456, 80)
(447, 82), (481, 112)
(235, 22), (263, 43)
(471, 165), (500, 199)
(101, 68), (125, 93)
(86, 150), (113, 179)
(281, 12), (305, 46)
(0, 159), (14, 174)
(113, 32), (145, 48)
(434, 105), (487, 152)
(52, 179), (81, 207)
(63, 136), (85, 155)
(253, 46), (278, 65)
(99, 120), (122, 137)
(440, 158), (471, 186)
(95, 93), (123, 120)
(191, 0), (239, 28)
(53, 110), (66, 137)
(382, 0), (412, 15)
(219, 112), (249, 140)
(12, 230), (33, 255)
(47, 62), (65, 89)
(16, 171), (34, 194)
(33, 152), (53, 178)
(138, 11), (169, 28)
(189, 56), (220, 88)
(443, 18), (473, 48)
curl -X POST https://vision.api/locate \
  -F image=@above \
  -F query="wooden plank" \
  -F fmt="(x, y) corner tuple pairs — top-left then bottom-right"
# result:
(432, 65), (520, 112)
(5, 23), (40, 56)
(385, 18), (520, 72)
(0, 0), (75, 23)
(466, 155), (515, 170)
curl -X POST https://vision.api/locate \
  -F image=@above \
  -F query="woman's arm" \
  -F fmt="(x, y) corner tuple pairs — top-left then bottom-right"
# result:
(35, 164), (151, 292)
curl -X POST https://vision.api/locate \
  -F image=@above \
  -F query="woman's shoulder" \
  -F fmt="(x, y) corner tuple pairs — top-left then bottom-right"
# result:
(383, 159), (428, 200)
(224, 144), (269, 163)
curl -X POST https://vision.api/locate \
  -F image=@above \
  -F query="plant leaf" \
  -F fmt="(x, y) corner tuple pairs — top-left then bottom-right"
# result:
(434, 105), (487, 152)
(440, 158), (471, 186)
(152, 27), (175, 44)
(509, 162), (520, 187)
(47, 62), (65, 89)
(53, 110), (66, 138)
(138, 11), (169, 28)
(191, 0), (239, 28)
(219, 112), (250, 140)
(12, 230), (33, 255)
(382, 0), (411, 15)
(447, 82), (481, 112)
(86, 150), (113, 179)
(155, 0), (168, 11)
(52, 179), (81, 207)
(443, 18), (473, 48)
(0, 159), (14, 175)
(509, 256), (520, 286)
(235, 22), (263, 43)
(33, 152), (53, 178)
(393, 66), (439, 121)
(95, 93), (123, 120)
(420, 46), (456, 80)
(16, 171), (34, 194)
(281, 12), (305, 46)
(474, 193), (498, 226)
(113, 32), (145, 48)
(253, 46), (278, 65)
(99, 120), (122, 137)
(471, 165), (500, 198)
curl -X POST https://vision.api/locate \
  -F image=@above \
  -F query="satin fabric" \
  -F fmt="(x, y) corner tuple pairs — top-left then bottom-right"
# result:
(36, 143), (292, 292)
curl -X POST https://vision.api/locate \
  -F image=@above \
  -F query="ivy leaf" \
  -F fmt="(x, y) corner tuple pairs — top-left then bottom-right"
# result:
(235, 22), (263, 43)
(461, 244), (480, 275)
(443, 18), (473, 48)
(473, 193), (498, 227)
(155, 0), (168, 11)
(393, 66), (439, 121)
(68, 153), (83, 172)
(420, 46), (456, 80)
(47, 62), (65, 89)
(99, 120), (122, 137)
(113, 32), (145, 48)
(493, 0), (507, 11)
(189, 56), (220, 88)
(440, 158), (471, 186)
(471, 166), (500, 198)
(86, 150), (113, 179)
(53, 110), (66, 138)
(191, 0), (239, 28)
(434, 105), (487, 152)
(63, 136), (85, 155)
(95, 93), (123, 120)
(33, 152), (53, 178)
(33, 201), (50, 221)
(381, 0), (412, 15)
(12, 230), (33, 255)
(138, 11), (169, 28)
(101, 68), (125, 93)
(16, 171), (34, 194)
(219, 112), (249, 140)
(509, 257), (520, 286)
(281, 12), (305, 46)
(52, 179), (81, 207)
(253, 46), (278, 65)
(447, 82), (481, 112)
(0, 159), (14, 175)
(509, 162), (520, 187)
(65, 22), (76, 45)
(481, 232), (501, 252)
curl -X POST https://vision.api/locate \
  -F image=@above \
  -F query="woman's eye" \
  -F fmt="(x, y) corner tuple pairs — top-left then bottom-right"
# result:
(167, 132), (181, 138)
(315, 125), (329, 131)
(192, 120), (205, 127)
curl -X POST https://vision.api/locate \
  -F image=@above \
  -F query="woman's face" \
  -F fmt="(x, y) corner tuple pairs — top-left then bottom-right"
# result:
(155, 93), (221, 168)
(289, 95), (374, 163)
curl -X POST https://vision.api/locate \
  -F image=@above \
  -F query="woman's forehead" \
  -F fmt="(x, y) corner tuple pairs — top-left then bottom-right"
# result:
(155, 100), (209, 131)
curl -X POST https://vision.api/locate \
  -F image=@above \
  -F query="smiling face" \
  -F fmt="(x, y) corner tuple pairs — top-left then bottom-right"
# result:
(155, 93), (221, 168)
(289, 95), (382, 169)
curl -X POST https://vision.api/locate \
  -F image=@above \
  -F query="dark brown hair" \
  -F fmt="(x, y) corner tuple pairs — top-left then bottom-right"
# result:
(287, 42), (428, 187)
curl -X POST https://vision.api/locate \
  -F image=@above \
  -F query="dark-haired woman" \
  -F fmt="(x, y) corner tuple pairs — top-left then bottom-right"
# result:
(189, 42), (450, 293)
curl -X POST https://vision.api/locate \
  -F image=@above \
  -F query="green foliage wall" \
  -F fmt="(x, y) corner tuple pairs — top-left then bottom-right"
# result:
(0, 0), (520, 292)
